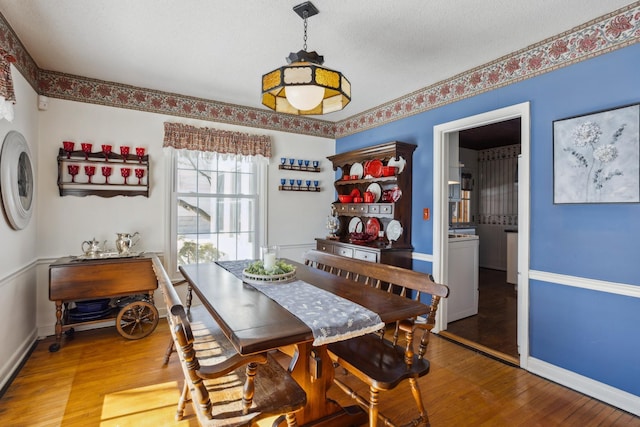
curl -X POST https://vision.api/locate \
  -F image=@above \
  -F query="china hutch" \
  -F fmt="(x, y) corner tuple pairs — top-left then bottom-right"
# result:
(315, 141), (416, 269)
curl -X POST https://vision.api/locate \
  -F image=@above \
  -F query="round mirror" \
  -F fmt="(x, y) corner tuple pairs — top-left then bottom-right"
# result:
(1, 131), (34, 230)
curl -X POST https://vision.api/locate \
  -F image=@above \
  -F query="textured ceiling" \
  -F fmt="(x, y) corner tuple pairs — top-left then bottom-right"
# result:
(0, 1), (634, 122)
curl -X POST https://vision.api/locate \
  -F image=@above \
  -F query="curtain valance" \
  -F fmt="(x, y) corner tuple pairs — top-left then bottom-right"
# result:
(0, 49), (15, 122)
(163, 122), (271, 158)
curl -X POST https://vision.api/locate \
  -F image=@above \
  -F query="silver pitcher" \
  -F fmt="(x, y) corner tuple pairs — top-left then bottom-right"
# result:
(81, 238), (106, 257)
(115, 232), (140, 255)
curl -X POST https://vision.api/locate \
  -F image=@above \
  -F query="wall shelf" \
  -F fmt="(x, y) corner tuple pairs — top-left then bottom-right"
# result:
(57, 148), (149, 197)
(278, 164), (321, 173)
(279, 185), (321, 192)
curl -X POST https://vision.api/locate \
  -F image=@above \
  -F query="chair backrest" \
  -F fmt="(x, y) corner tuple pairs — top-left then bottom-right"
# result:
(151, 255), (189, 332)
(304, 250), (449, 355)
(304, 250), (448, 325)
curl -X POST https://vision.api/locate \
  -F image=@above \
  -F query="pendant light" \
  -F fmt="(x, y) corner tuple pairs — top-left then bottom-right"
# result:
(261, 2), (351, 115)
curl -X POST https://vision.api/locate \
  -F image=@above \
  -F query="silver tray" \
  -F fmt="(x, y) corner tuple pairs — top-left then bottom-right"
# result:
(73, 251), (143, 261)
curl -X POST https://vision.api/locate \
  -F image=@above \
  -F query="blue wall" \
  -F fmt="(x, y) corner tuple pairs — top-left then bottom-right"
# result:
(337, 44), (640, 396)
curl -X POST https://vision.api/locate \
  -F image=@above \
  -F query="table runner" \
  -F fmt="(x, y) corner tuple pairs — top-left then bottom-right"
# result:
(217, 260), (385, 346)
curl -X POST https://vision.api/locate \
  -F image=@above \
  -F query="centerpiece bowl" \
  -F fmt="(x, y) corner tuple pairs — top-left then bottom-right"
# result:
(242, 259), (296, 285)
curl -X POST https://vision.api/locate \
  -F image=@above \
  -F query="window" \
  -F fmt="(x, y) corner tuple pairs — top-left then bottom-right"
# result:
(169, 149), (266, 272)
(163, 122), (271, 276)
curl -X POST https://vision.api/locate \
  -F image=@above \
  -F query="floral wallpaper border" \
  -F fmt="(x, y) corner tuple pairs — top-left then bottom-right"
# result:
(0, 3), (638, 139)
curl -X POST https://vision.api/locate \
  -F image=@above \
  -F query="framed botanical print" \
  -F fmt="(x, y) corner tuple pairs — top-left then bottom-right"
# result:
(0, 131), (34, 229)
(553, 103), (640, 204)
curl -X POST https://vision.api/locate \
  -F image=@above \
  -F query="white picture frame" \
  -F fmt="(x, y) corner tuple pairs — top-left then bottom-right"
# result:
(0, 131), (34, 229)
(553, 104), (640, 204)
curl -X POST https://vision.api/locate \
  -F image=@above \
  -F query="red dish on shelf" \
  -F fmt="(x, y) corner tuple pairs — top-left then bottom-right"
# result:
(366, 218), (381, 236)
(368, 159), (384, 178)
(350, 188), (361, 198)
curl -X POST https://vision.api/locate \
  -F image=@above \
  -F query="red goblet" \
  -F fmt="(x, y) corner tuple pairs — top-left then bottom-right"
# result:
(81, 142), (93, 160)
(101, 144), (112, 161)
(101, 166), (113, 183)
(134, 168), (145, 185)
(120, 146), (130, 162)
(84, 165), (96, 183)
(121, 167), (131, 185)
(63, 141), (75, 159)
(135, 147), (145, 163)
(67, 164), (79, 183)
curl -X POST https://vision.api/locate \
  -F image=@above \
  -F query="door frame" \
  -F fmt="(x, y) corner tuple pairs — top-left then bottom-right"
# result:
(432, 102), (530, 367)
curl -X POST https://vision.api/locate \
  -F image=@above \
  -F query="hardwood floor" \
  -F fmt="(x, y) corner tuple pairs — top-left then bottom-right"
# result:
(444, 268), (518, 360)
(1, 321), (638, 426)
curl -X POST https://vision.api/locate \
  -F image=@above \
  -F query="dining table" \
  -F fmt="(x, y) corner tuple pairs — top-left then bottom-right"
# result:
(179, 258), (430, 426)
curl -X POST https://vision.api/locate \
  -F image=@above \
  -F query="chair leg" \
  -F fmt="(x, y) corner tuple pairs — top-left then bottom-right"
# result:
(409, 378), (429, 426)
(163, 338), (175, 365)
(270, 413), (298, 427)
(175, 381), (189, 421)
(285, 412), (298, 427)
(369, 387), (379, 427)
(242, 362), (258, 415)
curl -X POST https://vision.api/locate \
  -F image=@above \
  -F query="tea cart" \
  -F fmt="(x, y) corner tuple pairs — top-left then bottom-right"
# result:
(48, 254), (158, 352)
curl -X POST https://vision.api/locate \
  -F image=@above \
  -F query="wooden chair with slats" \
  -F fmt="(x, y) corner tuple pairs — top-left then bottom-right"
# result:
(304, 250), (449, 427)
(152, 256), (307, 427)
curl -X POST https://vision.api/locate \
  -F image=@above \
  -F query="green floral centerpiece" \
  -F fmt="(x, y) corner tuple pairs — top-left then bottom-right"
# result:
(242, 259), (296, 284)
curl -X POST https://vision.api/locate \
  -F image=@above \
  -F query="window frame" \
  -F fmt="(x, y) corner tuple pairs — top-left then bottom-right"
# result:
(164, 148), (268, 279)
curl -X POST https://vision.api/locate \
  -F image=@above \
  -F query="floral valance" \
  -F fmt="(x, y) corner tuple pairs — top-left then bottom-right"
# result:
(0, 49), (15, 122)
(163, 122), (271, 158)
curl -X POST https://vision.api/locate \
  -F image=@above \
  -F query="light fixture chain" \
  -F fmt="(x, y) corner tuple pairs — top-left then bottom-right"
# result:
(303, 10), (308, 51)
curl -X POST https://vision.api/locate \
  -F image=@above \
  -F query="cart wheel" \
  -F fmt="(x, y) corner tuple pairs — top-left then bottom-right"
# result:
(65, 328), (75, 337)
(116, 300), (158, 339)
(49, 343), (60, 353)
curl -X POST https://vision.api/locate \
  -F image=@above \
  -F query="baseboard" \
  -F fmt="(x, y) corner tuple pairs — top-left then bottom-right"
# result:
(0, 328), (37, 394)
(528, 357), (640, 417)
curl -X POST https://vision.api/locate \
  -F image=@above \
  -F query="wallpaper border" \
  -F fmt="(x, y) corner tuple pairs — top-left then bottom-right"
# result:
(0, 3), (638, 139)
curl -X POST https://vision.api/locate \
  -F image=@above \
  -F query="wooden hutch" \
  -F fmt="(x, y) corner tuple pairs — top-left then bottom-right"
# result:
(315, 141), (416, 269)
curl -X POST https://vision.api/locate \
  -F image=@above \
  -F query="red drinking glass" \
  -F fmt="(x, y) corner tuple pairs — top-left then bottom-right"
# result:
(134, 168), (145, 185)
(135, 147), (145, 163)
(63, 141), (75, 159)
(120, 146), (130, 162)
(81, 142), (93, 160)
(101, 166), (113, 183)
(67, 164), (79, 183)
(121, 167), (131, 184)
(84, 165), (96, 183)
(101, 144), (112, 161)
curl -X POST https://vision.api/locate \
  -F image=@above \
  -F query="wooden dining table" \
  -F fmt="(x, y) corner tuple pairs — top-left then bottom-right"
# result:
(179, 259), (430, 426)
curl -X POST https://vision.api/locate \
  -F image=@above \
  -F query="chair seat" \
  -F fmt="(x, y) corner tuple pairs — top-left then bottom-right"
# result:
(189, 352), (307, 427)
(328, 333), (430, 391)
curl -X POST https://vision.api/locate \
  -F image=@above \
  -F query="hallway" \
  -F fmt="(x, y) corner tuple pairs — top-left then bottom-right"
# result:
(445, 268), (518, 359)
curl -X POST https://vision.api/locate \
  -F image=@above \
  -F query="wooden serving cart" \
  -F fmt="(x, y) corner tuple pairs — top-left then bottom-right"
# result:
(48, 254), (158, 352)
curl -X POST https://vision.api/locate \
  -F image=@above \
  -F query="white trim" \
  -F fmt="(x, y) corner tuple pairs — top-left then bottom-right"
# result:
(529, 270), (640, 298)
(528, 357), (640, 417)
(411, 252), (434, 263)
(0, 258), (38, 288)
(433, 102), (531, 367)
(0, 328), (37, 392)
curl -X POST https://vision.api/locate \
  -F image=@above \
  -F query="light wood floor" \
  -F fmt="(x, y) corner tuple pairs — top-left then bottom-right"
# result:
(1, 321), (638, 426)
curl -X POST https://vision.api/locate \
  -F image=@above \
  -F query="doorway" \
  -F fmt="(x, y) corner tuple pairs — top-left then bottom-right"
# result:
(432, 102), (531, 368)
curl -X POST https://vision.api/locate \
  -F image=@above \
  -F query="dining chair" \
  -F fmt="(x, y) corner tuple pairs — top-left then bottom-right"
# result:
(152, 256), (307, 427)
(304, 250), (449, 427)
(161, 276), (190, 365)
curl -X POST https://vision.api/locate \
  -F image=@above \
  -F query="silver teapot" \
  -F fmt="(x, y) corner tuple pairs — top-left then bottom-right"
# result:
(81, 238), (106, 257)
(115, 232), (140, 255)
